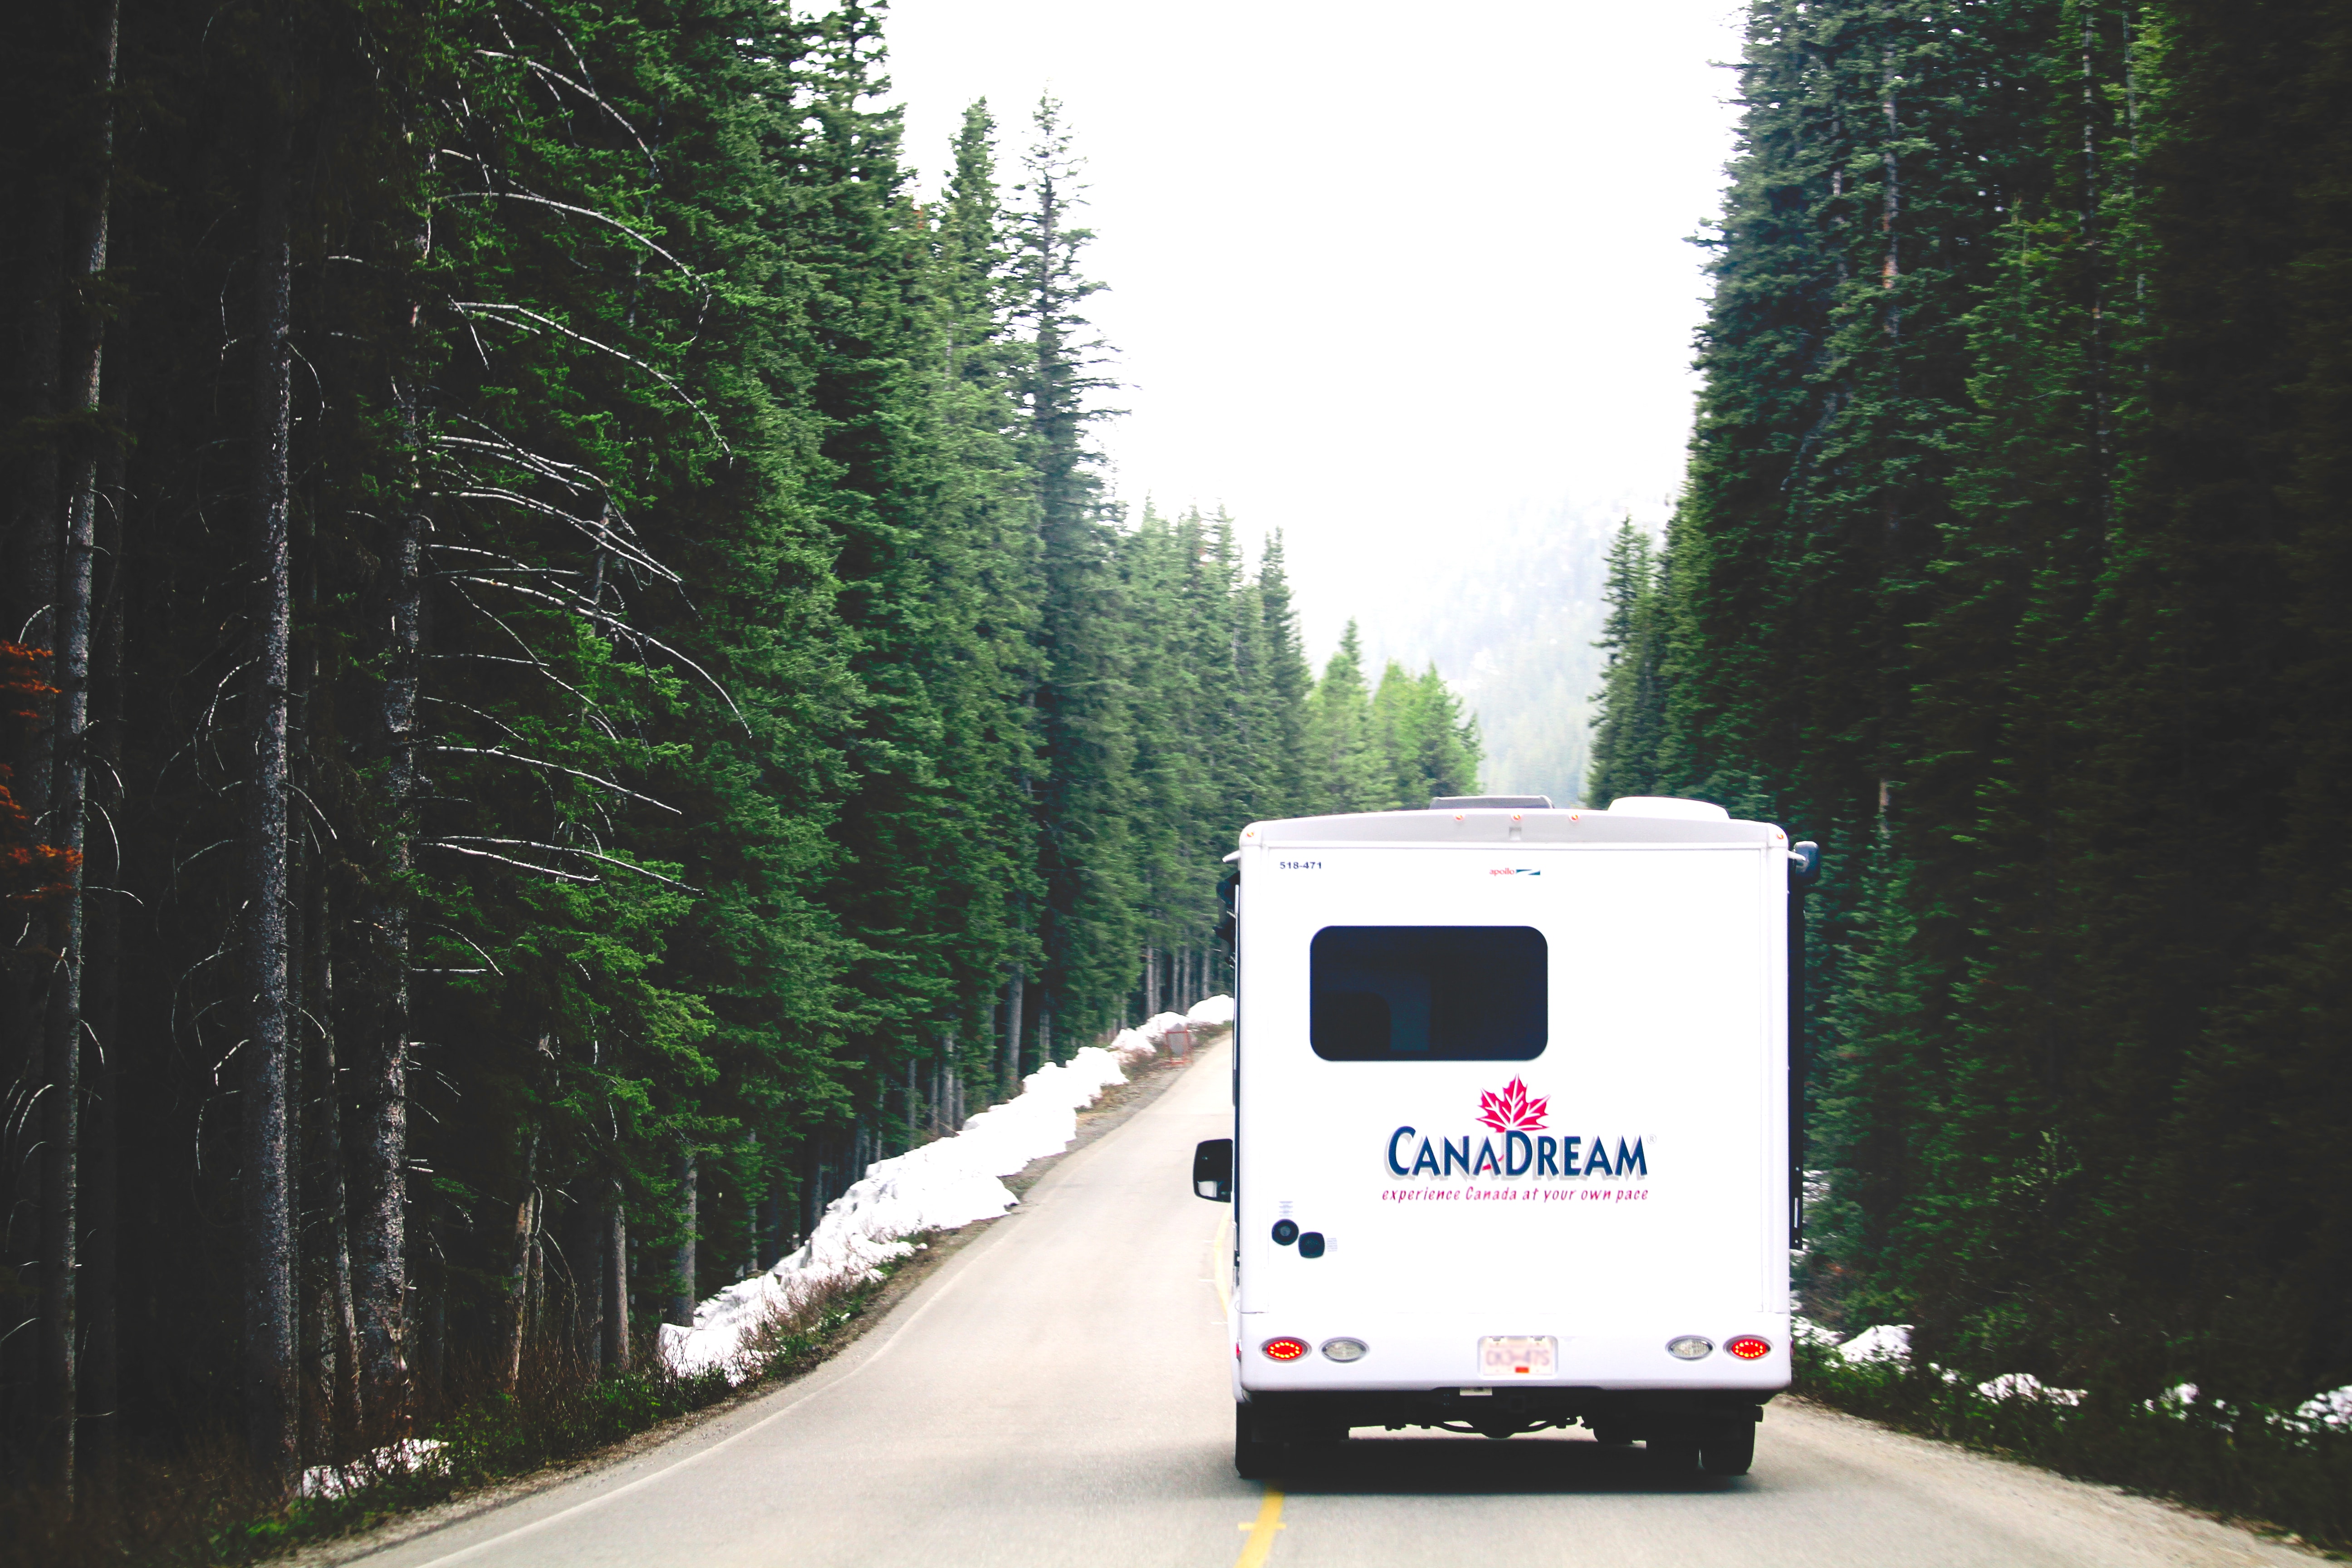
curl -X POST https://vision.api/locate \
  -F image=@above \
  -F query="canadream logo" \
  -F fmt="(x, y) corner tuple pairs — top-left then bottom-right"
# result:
(1385, 1077), (1647, 1179)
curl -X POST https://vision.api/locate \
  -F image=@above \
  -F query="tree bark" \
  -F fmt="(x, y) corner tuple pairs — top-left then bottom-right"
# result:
(357, 244), (430, 1435)
(241, 96), (299, 1498)
(33, 0), (122, 1493)
(602, 1194), (630, 1372)
(310, 869), (359, 1449)
(667, 1150), (696, 1328)
(503, 1127), (539, 1391)
(78, 404), (125, 1507)
(1002, 969), (1024, 1095)
(565, 1192), (604, 1370)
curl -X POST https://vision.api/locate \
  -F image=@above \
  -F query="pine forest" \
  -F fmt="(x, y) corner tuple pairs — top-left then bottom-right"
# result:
(1588, 0), (2352, 1421)
(0, 0), (1482, 1511)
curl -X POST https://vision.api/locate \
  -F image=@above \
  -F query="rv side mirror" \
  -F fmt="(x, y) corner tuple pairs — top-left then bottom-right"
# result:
(1192, 1137), (1233, 1202)
(1789, 840), (1822, 890)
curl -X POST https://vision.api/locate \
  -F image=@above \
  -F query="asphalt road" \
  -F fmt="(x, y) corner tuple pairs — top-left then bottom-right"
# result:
(355, 1040), (2311, 1568)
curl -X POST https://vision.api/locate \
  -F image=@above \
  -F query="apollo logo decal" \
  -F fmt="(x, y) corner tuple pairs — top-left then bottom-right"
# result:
(1384, 1077), (1646, 1181)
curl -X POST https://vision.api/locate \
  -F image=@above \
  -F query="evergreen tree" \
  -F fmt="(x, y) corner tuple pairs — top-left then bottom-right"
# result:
(1303, 622), (1386, 813)
(1586, 519), (1670, 805)
(1591, 0), (2352, 1411)
(1372, 661), (1481, 808)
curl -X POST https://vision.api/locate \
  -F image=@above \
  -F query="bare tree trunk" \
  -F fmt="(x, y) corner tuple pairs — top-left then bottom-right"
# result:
(1, 56), (69, 1466)
(33, 235), (93, 1497)
(241, 98), (299, 1498)
(564, 1192), (604, 1370)
(602, 1193), (630, 1372)
(411, 1262), (442, 1426)
(757, 1186), (781, 1272)
(357, 271), (429, 1437)
(78, 408), (125, 1507)
(23, 0), (118, 1494)
(667, 1150), (696, 1328)
(1142, 943), (1157, 1019)
(1038, 1001), (1054, 1067)
(305, 868), (358, 1447)
(503, 1126), (539, 1391)
(1002, 970), (1024, 1095)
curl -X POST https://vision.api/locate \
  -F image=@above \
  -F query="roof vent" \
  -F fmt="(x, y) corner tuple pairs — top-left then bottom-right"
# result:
(1429, 795), (1551, 811)
(1605, 796), (1730, 822)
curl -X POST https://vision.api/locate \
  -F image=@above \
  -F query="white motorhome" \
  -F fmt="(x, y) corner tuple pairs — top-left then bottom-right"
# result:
(1191, 794), (1818, 1478)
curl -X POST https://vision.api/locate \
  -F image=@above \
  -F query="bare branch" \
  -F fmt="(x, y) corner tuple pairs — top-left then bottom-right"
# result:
(472, 49), (657, 172)
(417, 920), (506, 975)
(421, 840), (600, 883)
(457, 575), (749, 732)
(443, 582), (608, 715)
(449, 301), (729, 451)
(439, 490), (678, 581)
(439, 189), (692, 276)
(436, 835), (700, 892)
(431, 745), (681, 813)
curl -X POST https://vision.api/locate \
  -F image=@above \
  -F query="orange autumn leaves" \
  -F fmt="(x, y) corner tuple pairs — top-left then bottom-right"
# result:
(1, 641), (78, 906)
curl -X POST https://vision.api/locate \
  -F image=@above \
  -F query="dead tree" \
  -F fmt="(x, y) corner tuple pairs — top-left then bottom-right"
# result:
(240, 88), (299, 1498)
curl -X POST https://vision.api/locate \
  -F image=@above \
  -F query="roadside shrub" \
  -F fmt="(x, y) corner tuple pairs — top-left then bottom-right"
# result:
(1793, 1338), (2352, 1551)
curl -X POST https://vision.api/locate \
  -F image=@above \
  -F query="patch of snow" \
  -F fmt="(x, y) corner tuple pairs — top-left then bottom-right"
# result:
(2144, 1382), (2200, 1412)
(1184, 994), (1235, 1028)
(1977, 1372), (2085, 1406)
(1793, 1315), (1842, 1349)
(658, 1039), (1150, 1382)
(297, 1438), (446, 1499)
(2294, 1385), (2352, 1429)
(1137, 1011), (1191, 1047)
(1104, 1026), (1159, 1064)
(1836, 1323), (1913, 1364)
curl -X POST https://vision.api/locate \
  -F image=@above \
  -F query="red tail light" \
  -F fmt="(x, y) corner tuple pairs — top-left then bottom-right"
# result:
(1727, 1335), (1772, 1360)
(1261, 1337), (1308, 1362)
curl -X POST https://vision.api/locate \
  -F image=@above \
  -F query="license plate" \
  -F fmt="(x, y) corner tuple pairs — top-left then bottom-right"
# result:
(1479, 1335), (1558, 1377)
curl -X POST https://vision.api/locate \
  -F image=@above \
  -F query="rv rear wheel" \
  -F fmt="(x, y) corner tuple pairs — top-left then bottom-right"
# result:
(1699, 1424), (1756, 1476)
(1235, 1406), (1280, 1480)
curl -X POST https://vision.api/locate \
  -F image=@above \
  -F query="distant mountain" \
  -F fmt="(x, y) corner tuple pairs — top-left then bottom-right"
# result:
(1341, 498), (1660, 808)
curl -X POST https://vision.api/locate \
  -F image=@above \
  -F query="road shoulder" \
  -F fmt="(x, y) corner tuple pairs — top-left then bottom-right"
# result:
(289, 1041), (1221, 1567)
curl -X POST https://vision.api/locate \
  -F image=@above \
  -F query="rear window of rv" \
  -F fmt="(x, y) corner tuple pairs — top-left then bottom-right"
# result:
(1308, 926), (1547, 1061)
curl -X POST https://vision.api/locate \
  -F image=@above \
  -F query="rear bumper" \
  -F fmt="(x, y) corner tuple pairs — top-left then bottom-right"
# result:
(1239, 1385), (1778, 1441)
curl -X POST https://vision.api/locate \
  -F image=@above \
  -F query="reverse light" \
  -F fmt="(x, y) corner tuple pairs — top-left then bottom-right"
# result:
(1321, 1338), (1368, 1363)
(1727, 1335), (1773, 1361)
(1261, 1337), (1308, 1362)
(1666, 1335), (1714, 1361)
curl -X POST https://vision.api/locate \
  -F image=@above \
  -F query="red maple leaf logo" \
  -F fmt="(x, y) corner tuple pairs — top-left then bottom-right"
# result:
(1477, 1077), (1548, 1133)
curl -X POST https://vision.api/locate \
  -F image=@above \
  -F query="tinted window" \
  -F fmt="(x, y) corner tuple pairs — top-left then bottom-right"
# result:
(1309, 926), (1548, 1061)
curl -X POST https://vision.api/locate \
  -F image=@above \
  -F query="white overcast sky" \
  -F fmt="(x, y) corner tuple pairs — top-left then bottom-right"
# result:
(881, 0), (1747, 657)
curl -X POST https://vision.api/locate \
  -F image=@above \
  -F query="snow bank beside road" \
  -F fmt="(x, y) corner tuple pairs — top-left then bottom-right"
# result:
(1823, 1323), (2352, 1438)
(1835, 1323), (1914, 1365)
(659, 998), (1233, 1381)
(1185, 994), (1235, 1027)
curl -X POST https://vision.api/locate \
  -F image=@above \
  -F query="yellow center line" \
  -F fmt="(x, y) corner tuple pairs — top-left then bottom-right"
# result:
(1235, 1485), (1286, 1568)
